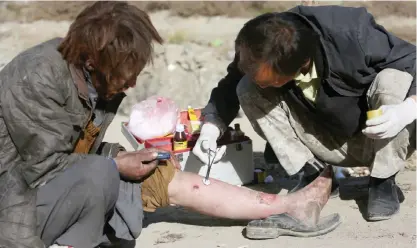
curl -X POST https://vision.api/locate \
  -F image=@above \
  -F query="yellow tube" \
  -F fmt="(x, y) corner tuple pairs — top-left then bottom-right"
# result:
(367, 109), (383, 120)
(187, 105), (198, 121)
(187, 106), (201, 133)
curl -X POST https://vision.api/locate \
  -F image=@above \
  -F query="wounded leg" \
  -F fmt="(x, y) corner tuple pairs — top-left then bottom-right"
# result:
(167, 170), (290, 220)
(141, 162), (341, 239)
(168, 166), (333, 222)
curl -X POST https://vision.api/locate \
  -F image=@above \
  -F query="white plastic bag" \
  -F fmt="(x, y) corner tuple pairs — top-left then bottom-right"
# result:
(127, 96), (179, 140)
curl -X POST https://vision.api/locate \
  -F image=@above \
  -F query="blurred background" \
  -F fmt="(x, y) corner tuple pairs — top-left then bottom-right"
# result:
(0, 1), (415, 114)
(0, 1), (415, 169)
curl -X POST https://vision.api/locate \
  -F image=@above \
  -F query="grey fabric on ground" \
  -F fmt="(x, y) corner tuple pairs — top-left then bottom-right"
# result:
(106, 179), (144, 241)
(36, 156), (120, 248)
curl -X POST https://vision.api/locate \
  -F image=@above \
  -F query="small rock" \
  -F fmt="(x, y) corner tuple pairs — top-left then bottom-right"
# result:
(211, 38), (224, 47)
(167, 64), (176, 71)
(348, 167), (370, 177)
(346, 168), (354, 175)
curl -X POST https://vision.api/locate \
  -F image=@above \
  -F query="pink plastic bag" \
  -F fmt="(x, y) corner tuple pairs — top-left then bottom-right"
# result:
(127, 96), (179, 140)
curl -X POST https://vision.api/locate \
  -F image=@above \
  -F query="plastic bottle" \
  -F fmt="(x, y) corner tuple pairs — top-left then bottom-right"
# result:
(173, 124), (188, 151)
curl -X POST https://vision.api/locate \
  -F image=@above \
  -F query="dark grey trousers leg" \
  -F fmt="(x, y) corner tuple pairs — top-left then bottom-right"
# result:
(36, 156), (120, 248)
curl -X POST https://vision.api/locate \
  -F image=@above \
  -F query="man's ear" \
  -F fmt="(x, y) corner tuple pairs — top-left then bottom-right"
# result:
(85, 59), (95, 71)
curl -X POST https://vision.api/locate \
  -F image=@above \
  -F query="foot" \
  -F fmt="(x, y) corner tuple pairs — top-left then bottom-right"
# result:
(246, 167), (342, 239)
(366, 175), (400, 221)
(289, 169), (339, 199)
(286, 166), (334, 225)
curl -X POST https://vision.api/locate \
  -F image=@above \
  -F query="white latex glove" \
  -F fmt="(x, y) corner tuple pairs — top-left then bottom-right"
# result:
(192, 123), (227, 164)
(363, 97), (417, 139)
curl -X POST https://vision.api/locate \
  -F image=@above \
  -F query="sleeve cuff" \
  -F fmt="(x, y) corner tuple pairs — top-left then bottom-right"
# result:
(202, 114), (228, 137)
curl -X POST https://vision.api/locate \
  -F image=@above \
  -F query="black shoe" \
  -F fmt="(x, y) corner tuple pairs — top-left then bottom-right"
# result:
(264, 142), (279, 164)
(366, 175), (400, 221)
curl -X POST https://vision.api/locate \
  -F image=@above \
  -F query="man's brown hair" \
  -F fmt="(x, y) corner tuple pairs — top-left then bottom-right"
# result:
(58, 1), (163, 96)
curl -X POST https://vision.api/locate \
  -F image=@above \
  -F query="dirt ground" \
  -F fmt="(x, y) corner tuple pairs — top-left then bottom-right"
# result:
(1, 1), (416, 20)
(0, 1), (415, 43)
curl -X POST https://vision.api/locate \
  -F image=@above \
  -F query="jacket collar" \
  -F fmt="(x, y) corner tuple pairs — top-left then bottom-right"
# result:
(69, 64), (89, 102)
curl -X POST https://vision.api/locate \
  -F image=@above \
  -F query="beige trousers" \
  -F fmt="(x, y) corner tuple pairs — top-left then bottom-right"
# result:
(237, 69), (415, 178)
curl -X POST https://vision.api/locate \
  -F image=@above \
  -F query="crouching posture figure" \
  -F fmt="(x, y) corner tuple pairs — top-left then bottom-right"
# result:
(193, 5), (416, 225)
(0, 2), (341, 248)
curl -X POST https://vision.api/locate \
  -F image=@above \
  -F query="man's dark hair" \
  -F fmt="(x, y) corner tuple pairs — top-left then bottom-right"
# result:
(58, 1), (163, 87)
(235, 12), (318, 76)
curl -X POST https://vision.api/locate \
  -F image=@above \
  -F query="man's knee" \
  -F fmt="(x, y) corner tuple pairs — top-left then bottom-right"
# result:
(75, 156), (120, 209)
(367, 68), (413, 108)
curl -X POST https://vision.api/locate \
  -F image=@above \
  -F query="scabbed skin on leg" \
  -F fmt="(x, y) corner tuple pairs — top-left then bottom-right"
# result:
(167, 171), (290, 220)
(256, 192), (277, 205)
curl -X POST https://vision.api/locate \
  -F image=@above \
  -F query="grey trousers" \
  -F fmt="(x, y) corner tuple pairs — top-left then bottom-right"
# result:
(36, 155), (144, 248)
(237, 68), (415, 178)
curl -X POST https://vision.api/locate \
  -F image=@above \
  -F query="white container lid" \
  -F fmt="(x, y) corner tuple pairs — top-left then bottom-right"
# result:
(176, 124), (185, 132)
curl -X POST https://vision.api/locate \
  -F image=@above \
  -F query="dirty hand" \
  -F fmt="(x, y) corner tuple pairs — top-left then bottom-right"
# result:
(192, 123), (226, 164)
(114, 148), (179, 180)
(363, 97), (417, 139)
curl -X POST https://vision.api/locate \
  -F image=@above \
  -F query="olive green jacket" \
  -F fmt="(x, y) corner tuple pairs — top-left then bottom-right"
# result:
(0, 38), (125, 248)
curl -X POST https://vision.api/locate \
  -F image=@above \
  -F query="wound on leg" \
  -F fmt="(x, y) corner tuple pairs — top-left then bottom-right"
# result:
(256, 192), (277, 205)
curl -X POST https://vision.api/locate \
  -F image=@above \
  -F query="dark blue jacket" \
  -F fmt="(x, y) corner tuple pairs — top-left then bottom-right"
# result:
(202, 5), (416, 138)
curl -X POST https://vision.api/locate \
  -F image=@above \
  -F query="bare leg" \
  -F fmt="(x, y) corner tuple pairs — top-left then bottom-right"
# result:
(167, 166), (333, 224)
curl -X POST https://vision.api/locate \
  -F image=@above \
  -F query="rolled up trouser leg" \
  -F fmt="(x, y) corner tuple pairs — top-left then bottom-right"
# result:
(141, 160), (178, 212)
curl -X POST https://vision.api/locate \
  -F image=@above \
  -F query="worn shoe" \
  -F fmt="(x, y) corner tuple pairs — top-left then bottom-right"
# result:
(366, 175), (400, 221)
(245, 213), (342, 239)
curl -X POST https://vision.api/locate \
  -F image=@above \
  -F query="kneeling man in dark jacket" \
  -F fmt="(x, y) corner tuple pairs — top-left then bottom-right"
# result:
(193, 5), (416, 223)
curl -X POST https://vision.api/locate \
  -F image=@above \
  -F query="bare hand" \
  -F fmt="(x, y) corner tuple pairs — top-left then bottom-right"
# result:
(114, 148), (159, 180)
(114, 148), (182, 180)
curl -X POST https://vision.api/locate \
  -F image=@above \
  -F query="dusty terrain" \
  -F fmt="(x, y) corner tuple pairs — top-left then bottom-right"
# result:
(0, 1), (415, 247)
